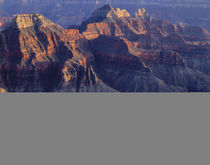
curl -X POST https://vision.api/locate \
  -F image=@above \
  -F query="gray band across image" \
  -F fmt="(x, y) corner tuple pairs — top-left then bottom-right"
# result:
(0, 93), (210, 165)
(0, 0), (210, 92)
(0, 0), (210, 163)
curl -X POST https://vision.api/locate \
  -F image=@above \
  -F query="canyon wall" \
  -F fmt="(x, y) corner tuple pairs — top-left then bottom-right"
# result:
(0, 5), (210, 92)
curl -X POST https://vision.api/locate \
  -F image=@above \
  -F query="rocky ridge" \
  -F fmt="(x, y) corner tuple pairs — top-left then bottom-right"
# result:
(12, 14), (56, 29)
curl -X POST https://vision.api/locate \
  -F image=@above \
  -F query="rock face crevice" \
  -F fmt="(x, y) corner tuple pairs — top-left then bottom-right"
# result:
(0, 4), (210, 92)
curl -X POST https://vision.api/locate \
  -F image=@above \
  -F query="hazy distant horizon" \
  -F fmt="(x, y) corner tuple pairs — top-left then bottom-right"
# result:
(1, 0), (210, 29)
(1, 0), (210, 4)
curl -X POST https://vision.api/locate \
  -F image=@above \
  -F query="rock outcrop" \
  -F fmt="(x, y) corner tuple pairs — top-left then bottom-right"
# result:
(11, 14), (56, 29)
(0, 13), (115, 92)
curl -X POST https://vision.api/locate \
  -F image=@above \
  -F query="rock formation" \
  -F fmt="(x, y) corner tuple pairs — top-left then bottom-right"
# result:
(0, 4), (210, 92)
(0, 13), (115, 92)
(77, 5), (210, 92)
(0, 17), (13, 31)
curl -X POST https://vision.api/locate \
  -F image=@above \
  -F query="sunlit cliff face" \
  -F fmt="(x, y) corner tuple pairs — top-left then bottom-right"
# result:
(12, 14), (56, 29)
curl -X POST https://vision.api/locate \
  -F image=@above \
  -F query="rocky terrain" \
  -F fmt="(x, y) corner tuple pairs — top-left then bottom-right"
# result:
(0, 4), (210, 92)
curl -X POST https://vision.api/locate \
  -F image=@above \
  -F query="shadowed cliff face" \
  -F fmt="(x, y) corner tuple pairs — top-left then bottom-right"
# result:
(0, 5), (210, 92)
(0, 23), (22, 91)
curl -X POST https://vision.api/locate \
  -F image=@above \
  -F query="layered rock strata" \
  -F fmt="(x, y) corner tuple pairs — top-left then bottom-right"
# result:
(0, 5), (210, 92)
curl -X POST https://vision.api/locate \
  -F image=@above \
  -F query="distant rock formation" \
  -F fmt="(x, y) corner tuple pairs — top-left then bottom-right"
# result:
(0, 17), (13, 31)
(0, 88), (6, 93)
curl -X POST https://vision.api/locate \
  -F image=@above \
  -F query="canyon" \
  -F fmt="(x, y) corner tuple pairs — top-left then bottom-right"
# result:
(0, 4), (210, 92)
